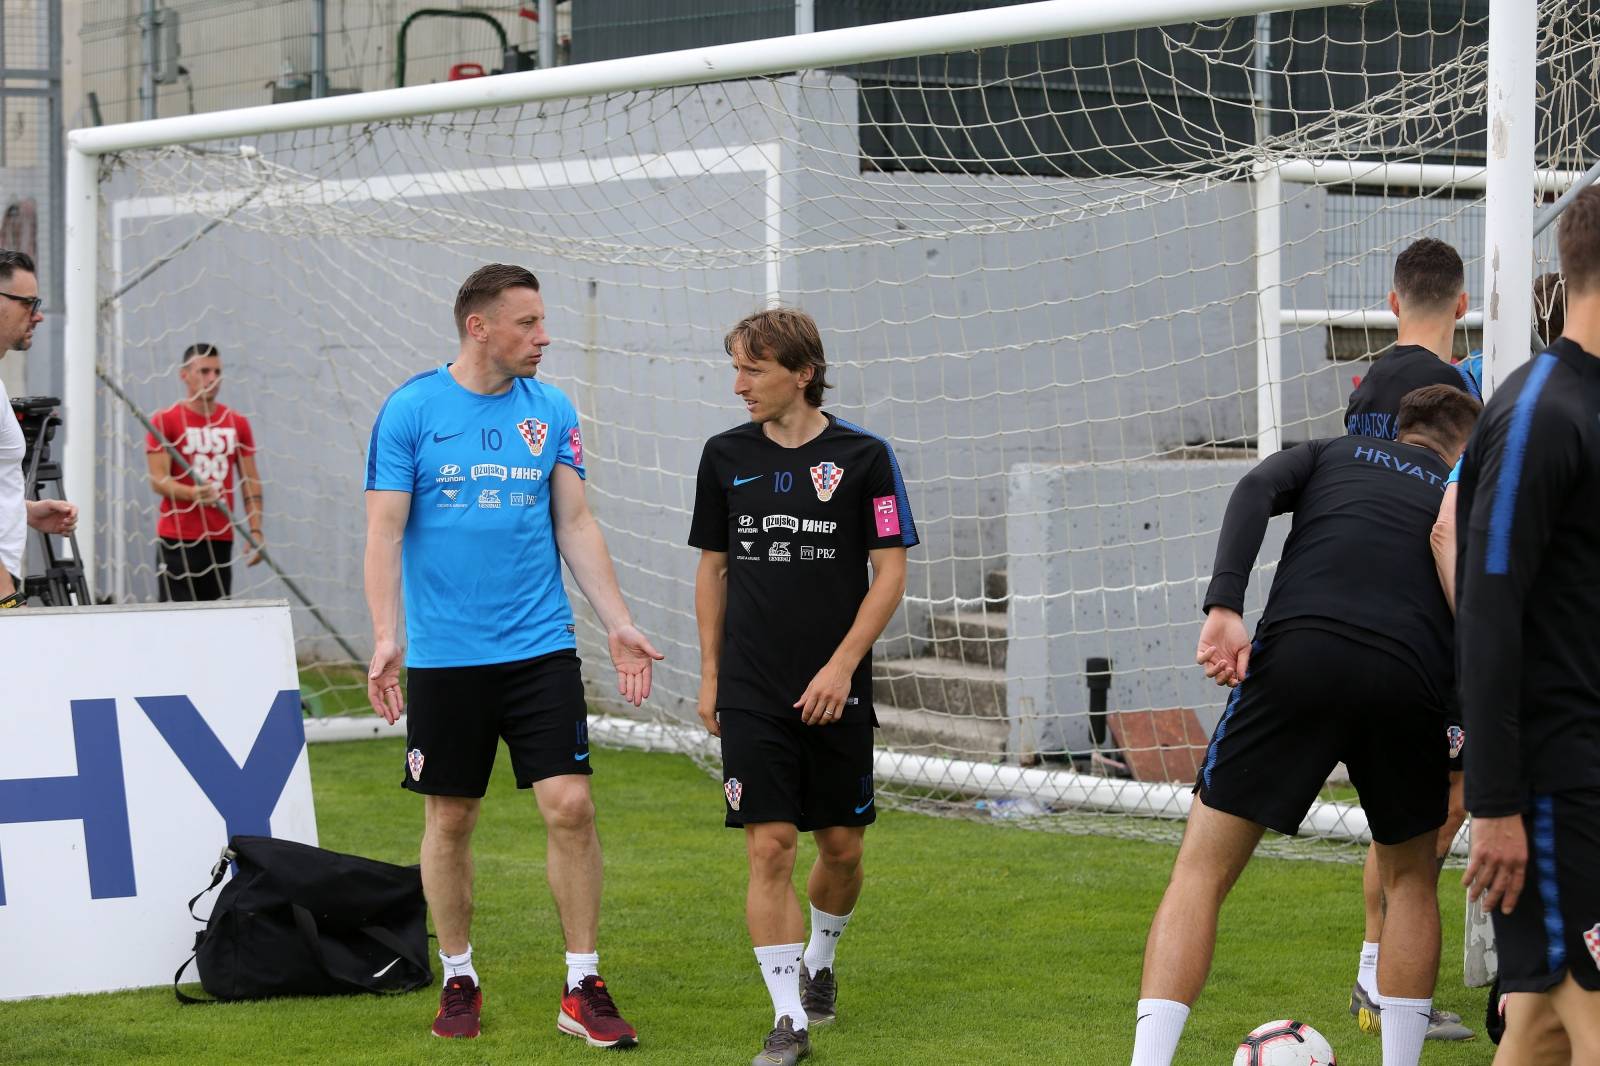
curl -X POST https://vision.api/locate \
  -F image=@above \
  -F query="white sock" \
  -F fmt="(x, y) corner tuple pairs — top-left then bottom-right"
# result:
(565, 951), (600, 992)
(440, 945), (478, 985)
(754, 943), (807, 1031)
(1378, 994), (1431, 1066)
(1130, 998), (1189, 1066)
(804, 905), (851, 973)
(1357, 941), (1380, 998)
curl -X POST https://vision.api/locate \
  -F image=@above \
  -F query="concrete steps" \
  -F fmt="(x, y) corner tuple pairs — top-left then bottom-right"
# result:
(874, 655), (1006, 720)
(875, 704), (1009, 757)
(873, 567), (1010, 754)
(929, 609), (1010, 669)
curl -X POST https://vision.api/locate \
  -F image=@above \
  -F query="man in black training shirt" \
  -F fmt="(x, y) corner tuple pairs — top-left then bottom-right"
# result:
(1346, 237), (1480, 440)
(1129, 385), (1482, 1066)
(689, 308), (917, 1066)
(1457, 185), (1600, 1061)
(1344, 242), (1482, 1044)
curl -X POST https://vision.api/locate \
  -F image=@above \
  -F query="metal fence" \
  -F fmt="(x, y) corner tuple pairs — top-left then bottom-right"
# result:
(79, 0), (567, 124)
(0, 0), (63, 399)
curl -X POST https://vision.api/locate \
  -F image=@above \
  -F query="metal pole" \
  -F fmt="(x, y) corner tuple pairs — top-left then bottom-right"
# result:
(1481, 0), (1535, 397)
(796, 0), (816, 35)
(1532, 157), (1600, 238)
(141, 0), (158, 120)
(63, 145), (99, 586)
(311, 0), (328, 98)
(1252, 12), (1281, 455)
(45, 0), (67, 400)
(538, 0), (556, 68)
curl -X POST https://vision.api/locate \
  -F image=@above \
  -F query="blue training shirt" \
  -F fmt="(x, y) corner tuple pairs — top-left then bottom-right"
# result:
(366, 366), (587, 668)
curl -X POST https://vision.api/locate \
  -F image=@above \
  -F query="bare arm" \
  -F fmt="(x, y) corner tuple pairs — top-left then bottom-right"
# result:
(550, 464), (663, 706)
(694, 549), (729, 736)
(364, 489), (411, 724)
(1431, 481), (1458, 613)
(795, 546), (908, 725)
(146, 449), (219, 505)
(238, 452), (265, 562)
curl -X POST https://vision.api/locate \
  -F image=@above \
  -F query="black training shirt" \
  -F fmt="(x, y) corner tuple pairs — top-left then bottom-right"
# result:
(1345, 344), (1480, 439)
(1455, 338), (1600, 816)
(1205, 436), (1455, 711)
(689, 414), (919, 722)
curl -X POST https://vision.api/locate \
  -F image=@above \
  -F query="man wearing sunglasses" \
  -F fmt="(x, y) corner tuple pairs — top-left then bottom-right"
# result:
(0, 249), (78, 608)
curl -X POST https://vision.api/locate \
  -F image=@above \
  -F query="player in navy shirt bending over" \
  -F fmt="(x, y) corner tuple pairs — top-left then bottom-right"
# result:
(1345, 237), (1480, 440)
(365, 264), (663, 1047)
(690, 308), (917, 1066)
(1130, 385), (1482, 1066)
(1457, 186), (1600, 1062)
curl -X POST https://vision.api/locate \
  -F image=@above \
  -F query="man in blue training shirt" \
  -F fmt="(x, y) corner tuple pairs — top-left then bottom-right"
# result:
(365, 264), (663, 1047)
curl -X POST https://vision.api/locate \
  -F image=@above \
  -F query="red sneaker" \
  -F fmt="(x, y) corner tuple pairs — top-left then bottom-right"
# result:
(431, 975), (483, 1038)
(557, 975), (639, 1048)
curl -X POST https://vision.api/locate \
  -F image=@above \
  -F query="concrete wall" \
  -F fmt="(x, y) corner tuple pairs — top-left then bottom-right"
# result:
(1006, 459), (1289, 753)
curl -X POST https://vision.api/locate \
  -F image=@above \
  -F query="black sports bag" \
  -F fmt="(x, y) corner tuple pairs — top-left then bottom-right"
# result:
(175, 835), (433, 1003)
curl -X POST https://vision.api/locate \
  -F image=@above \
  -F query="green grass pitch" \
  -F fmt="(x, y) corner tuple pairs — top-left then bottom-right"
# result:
(1, 737), (1494, 1064)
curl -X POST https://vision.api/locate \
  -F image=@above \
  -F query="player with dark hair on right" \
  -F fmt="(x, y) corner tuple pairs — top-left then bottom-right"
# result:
(1456, 184), (1600, 1063)
(1346, 237), (1480, 440)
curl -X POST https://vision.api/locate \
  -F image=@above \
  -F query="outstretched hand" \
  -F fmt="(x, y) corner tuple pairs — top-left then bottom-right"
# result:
(1195, 607), (1251, 687)
(609, 623), (665, 707)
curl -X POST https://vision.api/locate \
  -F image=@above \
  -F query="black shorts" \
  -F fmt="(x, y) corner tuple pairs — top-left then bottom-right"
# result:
(1491, 789), (1600, 994)
(402, 649), (590, 797)
(718, 709), (876, 832)
(158, 538), (233, 601)
(1196, 625), (1449, 845)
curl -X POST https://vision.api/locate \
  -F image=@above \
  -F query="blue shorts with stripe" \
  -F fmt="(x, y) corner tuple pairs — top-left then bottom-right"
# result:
(1492, 788), (1600, 993)
(1194, 623), (1451, 845)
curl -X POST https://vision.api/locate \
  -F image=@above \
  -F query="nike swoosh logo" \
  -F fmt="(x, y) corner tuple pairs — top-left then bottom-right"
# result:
(733, 474), (764, 486)
(574, 751), (589, 762)
(372, 957), (402, 979)
(432, 431), (464, 443)
(854, 798), (874, 814)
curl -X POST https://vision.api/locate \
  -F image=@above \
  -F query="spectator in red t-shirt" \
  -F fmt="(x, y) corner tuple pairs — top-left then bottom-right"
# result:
(144, 342), (264, 600)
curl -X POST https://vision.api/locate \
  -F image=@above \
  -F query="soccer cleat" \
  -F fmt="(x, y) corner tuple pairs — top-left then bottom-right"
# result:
(557, 975), (639, 1049)
(431, 975), (483, 1038)
(752, 1015), (811, 1066)
(1425, 1011), (1476, 1041)
(1348, 984), (1474, 1040)
(799, 964), (836, 1026)
(1350, 982), (1381, 1034)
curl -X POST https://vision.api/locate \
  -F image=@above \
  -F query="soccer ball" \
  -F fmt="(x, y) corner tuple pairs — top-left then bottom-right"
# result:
(1232, 1020), (1337, 1065)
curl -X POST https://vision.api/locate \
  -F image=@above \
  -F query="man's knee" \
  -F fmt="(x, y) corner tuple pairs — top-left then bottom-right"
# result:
(746, 825), (798, 879)
(425, 796), (480, 840)
(540, 785), (596, 833)
(814, 829), (864, 871)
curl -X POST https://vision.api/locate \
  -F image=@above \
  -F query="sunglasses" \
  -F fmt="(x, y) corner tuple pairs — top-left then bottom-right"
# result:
(0, 291), (43, 315)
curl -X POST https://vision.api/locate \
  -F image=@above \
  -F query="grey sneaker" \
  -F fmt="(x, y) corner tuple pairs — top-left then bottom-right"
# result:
(1348, 984), (1474, 1040)
(752, 1015), (810, 1066)
(1425, 1011), (1476, 1041)
(799, 965), (836, 1026)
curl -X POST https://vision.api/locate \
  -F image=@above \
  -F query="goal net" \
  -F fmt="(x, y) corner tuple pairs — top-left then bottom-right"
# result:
(80, 0), (1597, 856)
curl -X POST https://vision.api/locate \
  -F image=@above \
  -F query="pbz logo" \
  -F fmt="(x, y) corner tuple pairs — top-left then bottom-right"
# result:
(0, 691), (304, 905)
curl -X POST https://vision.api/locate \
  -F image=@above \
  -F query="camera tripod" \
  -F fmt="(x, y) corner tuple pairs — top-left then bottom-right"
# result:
(11, 396), (92, 606)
